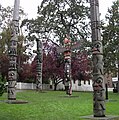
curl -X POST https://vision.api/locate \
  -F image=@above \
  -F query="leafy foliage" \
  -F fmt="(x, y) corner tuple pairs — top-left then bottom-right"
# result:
(19, 63), (36, 83)
(0, 54), (9, 81)
(39, 0), (90, 42)
(102, 0), (119, 74)
(0, 75), (6, 96)
(21, 0), (91, 47)
(71, 51), (91, 81)
(0, 5), (31, 82)
(30, 39), (91, 89)
(0, 5), (26, 30)
(20, 0), (92, 85)
(0, 1), (92, 84)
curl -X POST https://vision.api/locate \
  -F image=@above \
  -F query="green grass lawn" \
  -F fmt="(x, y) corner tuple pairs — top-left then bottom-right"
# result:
(0, 90), (119, 120)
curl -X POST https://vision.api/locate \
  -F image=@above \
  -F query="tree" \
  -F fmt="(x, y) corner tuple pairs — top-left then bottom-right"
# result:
(31, 39), (91, 90)
(0, 5), (30, 82)
(102, 0), (119, 74)
(102, 0), (119, 93)
(71, 50), (91, 82)
(19, 63), (35, 83)
(0, 75), (6, 96)
(0, 29), (30, 82)
(0, 54), (9, 81)
(21, 0), (91, 48)
(42, 52), (64, 90)
(39, 0), (90, 42)
(20, 0), (92, 91)
(0, 5), (25, 30)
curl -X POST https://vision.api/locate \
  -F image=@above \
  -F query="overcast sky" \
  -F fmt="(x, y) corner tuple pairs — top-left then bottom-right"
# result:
(1, 0), (115, 19)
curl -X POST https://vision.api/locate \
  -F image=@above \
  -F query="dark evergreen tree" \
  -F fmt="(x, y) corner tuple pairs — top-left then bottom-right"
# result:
(102, 0), (119, 73)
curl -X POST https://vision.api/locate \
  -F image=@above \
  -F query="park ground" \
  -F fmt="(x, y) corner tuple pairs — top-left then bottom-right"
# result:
(0, 91), (119, 120)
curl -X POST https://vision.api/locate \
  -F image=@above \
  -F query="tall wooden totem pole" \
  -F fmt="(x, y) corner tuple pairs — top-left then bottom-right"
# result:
(90, 0), (105, 117)
(64, 36), (72, 95)
(36, 38), (43, 91)
(8, 0), (20, 101)
(57, 35), (80, 95)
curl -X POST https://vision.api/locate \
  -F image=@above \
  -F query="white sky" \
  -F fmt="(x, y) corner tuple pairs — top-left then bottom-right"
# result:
(0, 0), (115, 20)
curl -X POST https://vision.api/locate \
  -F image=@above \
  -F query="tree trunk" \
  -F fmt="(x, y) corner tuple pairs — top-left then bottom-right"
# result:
(54, 83), (57, 91)
(118, 61), (119, 93)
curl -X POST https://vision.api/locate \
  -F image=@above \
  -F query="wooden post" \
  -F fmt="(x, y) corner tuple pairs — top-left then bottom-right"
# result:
(36, 38), (43, 91)
(90, 0), (105, 117)
(8, 0), (20, 101)
(64, 36), (72, 95)
(105, 83), (108, 100)
(56, 36), (81, 95)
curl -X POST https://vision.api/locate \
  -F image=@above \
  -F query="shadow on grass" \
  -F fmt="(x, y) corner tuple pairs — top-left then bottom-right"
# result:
(0, 100), (28, 104)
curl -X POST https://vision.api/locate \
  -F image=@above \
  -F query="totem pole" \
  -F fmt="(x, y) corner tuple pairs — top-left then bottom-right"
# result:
(64, 36), (72, 95)
(8, 0), (20, 101)
(56, 36), (80, 95)
(36, 38), (43, 91)
(90, 0), (105, 117)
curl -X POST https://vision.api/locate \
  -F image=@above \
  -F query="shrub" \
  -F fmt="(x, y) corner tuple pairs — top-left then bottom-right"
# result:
(0, 75), (6, 96)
